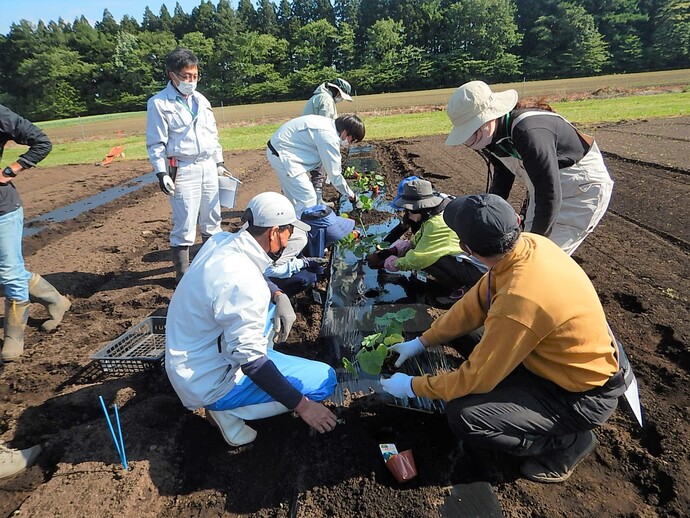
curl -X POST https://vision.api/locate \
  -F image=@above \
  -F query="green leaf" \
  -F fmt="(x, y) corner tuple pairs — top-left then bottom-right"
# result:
(394, 308), (417, 321)
(383, 333), (404, 346)
(361, 332), (382, 349)
(342, 357), (359, 378)
(356, 343), (390, 375)
(374, 314), (393, 327)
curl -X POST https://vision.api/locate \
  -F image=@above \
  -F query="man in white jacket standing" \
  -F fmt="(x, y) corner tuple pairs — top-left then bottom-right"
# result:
(165, 192), (337, 447)
(302, 78), (354, 206)
(146, 47), (234, 284)
(266, 114), (363, 216)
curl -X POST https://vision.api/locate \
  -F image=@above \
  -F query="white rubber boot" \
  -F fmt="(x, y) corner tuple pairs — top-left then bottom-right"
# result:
(206, 409), (257, 447)
(28, 273), (71, 332)
(227, 401), (289, 420)
(0, 443), (42, 479)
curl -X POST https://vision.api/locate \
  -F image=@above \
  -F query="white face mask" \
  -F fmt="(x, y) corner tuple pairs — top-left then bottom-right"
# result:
(340, 138), (350, 148)
(334, 95), (343, 104)
(176, 79), (197, 96)
(466, 124), (493, 150)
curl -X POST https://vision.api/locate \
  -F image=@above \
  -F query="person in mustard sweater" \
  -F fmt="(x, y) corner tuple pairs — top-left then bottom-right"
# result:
(380, 193), (627, 483)
(366, 179), (486, 303)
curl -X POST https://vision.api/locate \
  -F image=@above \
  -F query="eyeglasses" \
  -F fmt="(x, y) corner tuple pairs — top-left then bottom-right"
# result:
(278, 224), (294, 235)
(174, 71), (200, 82)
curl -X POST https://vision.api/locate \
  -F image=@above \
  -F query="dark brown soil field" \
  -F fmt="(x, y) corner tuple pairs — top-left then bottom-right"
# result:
(1, 116), (689, 517)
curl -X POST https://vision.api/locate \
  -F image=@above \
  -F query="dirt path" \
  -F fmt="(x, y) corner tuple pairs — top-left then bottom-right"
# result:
(1, 118), (689, 517)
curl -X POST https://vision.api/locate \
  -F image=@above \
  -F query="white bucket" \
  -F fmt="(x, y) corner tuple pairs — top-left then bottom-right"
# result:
(218, 176), (240, 208)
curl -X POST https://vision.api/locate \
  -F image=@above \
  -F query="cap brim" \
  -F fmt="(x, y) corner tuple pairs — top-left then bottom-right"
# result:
(293, 219), (311, 232)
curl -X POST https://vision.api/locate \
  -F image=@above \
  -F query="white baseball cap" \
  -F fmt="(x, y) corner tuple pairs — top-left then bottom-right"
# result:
(242, 192), (311, 232)
(445, 81), (518, 146)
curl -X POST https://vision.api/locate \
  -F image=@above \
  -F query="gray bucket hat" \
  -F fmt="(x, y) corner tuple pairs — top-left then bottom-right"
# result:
(445, 81), (518, 146)
(393, 179), (444, 211)
(327, 78), (353, 101)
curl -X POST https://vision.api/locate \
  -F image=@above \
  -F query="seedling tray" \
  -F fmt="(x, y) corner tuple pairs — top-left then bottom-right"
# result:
(92, 316), (166, 375)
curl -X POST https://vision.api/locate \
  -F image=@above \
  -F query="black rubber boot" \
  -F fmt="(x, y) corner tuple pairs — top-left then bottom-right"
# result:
(171, 246), (190, 285)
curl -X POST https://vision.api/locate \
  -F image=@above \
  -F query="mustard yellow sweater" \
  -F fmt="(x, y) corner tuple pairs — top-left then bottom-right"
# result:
(413, 234), (618, 401)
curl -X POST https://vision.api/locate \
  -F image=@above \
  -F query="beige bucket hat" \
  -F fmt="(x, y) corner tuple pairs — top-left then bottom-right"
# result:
(445, 81), (518, 146)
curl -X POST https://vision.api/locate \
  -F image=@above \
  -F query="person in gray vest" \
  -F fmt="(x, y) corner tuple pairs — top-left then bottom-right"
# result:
(445, 81), (613, 256)
(0, 104), (71, 363)
(302, 79), (354, 206)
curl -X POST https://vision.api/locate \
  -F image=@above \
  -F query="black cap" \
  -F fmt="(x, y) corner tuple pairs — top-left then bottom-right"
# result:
(443, 194), (519, 251)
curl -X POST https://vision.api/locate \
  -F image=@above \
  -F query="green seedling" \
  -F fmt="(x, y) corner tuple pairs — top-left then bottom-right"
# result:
(353, 174), (372, 192)
(339, 231), (379, 258)
(343, 166), (360, 180)
(342, 308), (417, 378)
(357, 195), (374, 211)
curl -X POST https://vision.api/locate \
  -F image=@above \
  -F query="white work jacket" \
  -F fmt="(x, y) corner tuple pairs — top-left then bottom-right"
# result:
(146, 82), (224, 174)
(165, 231), (272, 409)
(268, 115), (354, 199)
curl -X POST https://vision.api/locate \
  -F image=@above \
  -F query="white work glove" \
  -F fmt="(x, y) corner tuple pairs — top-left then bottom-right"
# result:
(156, 172), (175, 195)
(217, 162), (233, 177)
(388, 337), (425, 367)
(273, 292), (296, 343)
(380, 373), (416, 399)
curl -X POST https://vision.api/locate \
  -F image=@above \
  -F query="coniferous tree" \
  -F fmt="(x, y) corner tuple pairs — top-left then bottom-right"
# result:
(257, 0), (280, 36)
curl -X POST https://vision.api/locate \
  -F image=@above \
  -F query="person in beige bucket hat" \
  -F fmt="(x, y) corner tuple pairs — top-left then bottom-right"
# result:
(445, 81), (518, 147)
(445, 80), (613, 256)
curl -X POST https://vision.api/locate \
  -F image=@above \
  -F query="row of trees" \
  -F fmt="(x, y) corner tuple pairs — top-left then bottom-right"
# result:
(0, 0), (687, 121)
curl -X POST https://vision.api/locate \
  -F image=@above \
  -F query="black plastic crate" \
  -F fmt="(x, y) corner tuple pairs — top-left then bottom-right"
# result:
(91, 316), (166, 376)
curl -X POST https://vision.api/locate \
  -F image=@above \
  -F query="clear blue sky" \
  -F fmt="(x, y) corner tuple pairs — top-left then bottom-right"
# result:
(1, 1), (213, 36)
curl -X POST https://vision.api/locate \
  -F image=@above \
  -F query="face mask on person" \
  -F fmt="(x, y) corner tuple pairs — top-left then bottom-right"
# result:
(268, 245), (286, 262)
(334, 95), (343, 104)
(175, 79), (197, 96)
(466, 123), (493, 150)
(173, 72), (197, 96)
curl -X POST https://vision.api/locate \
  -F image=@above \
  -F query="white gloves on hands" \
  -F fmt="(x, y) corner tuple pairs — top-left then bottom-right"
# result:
(388, 337), (425, 367)
(156, 172), (175, 195)
(217, 163), (233, 177)
(273, 292), (296, 343)
(380, 373), (415, 399)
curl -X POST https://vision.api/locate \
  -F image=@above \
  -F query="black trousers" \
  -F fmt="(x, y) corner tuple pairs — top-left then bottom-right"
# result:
(445, 362), (625, 456)
(425, 255), (484, 289)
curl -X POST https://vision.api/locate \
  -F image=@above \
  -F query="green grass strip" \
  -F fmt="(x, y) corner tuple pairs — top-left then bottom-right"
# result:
(4, 91), (688, 168)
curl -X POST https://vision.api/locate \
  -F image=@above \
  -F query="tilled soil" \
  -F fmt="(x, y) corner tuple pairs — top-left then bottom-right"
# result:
(1, 117), (689, 517)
